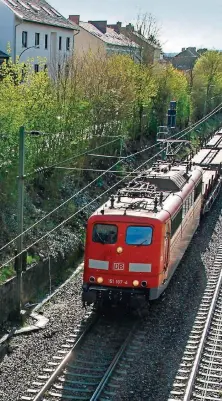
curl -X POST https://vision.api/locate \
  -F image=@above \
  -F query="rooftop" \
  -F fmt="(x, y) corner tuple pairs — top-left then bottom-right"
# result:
(130, 30), (161, 50)
(1, 0), (77, 30)
(0, 50), (9, 58)
(79, 21), (139, 48)
(175, 47), (200, 58)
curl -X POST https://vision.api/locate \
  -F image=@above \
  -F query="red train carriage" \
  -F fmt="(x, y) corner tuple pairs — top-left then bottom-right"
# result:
(82, 162), (203, 307)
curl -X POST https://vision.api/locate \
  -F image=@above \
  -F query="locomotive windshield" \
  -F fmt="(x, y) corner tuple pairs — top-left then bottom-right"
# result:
(92, 224), (118, 244)
(126, 226), (153, 246)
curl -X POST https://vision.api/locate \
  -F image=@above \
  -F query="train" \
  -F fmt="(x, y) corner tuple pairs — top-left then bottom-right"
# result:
(82, 128), (222, 309)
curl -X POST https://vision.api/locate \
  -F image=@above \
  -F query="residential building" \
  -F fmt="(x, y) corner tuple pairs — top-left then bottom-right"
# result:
(172, 47), (200, 71)
(68, 15), (140, 61)
(0, 0), (79, 72)
(119, 22), (162, 64)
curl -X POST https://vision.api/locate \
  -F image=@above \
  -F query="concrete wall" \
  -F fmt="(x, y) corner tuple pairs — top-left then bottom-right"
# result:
(0, 246), (82, 326)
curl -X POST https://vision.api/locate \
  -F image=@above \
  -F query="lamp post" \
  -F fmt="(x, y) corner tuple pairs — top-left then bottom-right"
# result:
(18, 45), (39, 62)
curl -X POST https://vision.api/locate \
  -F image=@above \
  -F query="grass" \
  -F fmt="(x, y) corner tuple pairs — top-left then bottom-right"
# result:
(0, 265), (15, 284)
(0, 254), (40, 284)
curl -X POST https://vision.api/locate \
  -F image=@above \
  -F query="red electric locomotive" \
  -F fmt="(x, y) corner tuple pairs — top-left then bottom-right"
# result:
(82, 161), (203, 307)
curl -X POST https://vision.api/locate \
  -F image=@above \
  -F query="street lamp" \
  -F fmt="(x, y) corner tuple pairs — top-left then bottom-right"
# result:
(18, 45), (39, 61)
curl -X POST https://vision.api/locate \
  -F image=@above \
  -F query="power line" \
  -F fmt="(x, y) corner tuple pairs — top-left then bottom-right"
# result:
(22, 103), (222, 178)
(1, 103), (221, 255)
(0, 147), (164, 270)
(27, 137), (122, 176)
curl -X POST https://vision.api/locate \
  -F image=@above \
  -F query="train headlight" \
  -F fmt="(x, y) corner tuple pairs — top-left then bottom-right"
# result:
(117, 247), (123, 254)
(97, 277), (104, 284)
(133, 280), (139, 287)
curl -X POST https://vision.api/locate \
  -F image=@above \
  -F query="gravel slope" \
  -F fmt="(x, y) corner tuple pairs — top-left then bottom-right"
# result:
(0, 195), (221, 401)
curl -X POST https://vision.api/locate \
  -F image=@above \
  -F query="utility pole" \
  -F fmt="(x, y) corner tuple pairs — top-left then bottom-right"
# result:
(16, 126), (25, 319)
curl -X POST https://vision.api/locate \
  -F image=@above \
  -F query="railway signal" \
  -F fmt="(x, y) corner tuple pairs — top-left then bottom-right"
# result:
(157, 100), (190, 160)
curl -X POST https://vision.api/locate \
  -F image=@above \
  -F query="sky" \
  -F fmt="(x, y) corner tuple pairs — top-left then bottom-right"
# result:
(49, 0), (222, 53)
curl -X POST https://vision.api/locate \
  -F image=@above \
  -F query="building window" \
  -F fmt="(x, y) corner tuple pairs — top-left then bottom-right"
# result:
(66, 37), (70, 51)
(59, 36), (62, 50)
(35, 33), (40, 46)
(22, 31), (28, 48)
(34, 64), (39, 73)
(45, 34), (48, 49)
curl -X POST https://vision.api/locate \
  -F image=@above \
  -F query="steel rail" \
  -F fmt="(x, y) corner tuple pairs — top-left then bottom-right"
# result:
(31, 313), (99, 401)
(89, 321), (138, 400)
(183, 267), (222, 401)
(169, 245), (222, 401)
(22, 315), (138, 401)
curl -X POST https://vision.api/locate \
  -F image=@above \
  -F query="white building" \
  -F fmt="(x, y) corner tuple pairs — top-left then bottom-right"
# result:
(0, 0), (79, 71)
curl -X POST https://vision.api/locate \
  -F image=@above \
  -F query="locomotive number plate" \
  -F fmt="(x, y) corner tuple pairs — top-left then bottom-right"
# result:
(113, 262), (125, 271)
(108, 279), (128, 285)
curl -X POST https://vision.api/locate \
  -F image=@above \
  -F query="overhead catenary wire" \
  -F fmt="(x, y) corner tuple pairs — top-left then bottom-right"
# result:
(0, 141), (216, 271)
(0, 147), (164, 270)
(26, 102), (222, 176)
(1, 103), (222, 256)
(27, 137), (122, 175)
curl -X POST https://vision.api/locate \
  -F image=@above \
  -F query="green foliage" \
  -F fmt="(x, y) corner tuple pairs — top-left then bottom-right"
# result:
(192, 51), (222, 120)
(0, 52), (191, 211)
(27, 254), (40, 265)
(0, 265), (15, 283)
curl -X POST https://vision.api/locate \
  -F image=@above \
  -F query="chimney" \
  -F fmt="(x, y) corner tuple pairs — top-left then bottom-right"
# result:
(187, 47), (196, 52)
(107, 21), (122, 34)
(126, 23), (134, 32)
(69, 15), (80, 25)
(88, 20), (107, 34)
(182, 47), (185, 52)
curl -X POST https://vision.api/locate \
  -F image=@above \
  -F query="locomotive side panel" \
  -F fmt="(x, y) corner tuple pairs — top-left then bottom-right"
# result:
(149, 176), (202, 300)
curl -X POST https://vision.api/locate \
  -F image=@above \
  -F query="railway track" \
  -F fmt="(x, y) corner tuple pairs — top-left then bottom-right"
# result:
(21, 310), (140, 401)
(169, 245), (222, 401)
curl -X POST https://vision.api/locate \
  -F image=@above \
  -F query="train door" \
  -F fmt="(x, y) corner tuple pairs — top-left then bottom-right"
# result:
(164, 222), (170, 273)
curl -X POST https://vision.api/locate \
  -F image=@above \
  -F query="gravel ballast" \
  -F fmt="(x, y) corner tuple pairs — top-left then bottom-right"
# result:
(0, 195), (222, 401)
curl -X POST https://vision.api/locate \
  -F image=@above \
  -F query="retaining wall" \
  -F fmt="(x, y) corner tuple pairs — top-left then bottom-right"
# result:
(0, 246), (82, 326)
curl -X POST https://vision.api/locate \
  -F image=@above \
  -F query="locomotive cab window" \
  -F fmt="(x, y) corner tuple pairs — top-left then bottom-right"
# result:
(92, 224), (117, 244)
(126, 226), (153, 246)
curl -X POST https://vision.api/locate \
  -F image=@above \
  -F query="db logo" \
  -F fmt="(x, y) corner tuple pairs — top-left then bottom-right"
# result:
(113, 262), (125, 270)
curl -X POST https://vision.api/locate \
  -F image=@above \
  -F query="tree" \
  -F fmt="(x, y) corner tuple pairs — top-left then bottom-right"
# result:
(135, 12), (162, 48)
(192, 51), (222, 120)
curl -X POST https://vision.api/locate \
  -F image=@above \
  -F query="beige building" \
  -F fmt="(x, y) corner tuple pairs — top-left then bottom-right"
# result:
(69, 16), (140, 60)
(119, 22), (162, 64)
